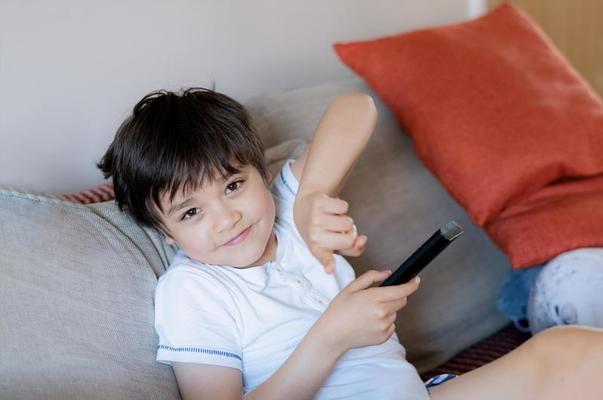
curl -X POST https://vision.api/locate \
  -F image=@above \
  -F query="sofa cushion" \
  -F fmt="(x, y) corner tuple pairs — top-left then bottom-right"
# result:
(0, 191), (179, 400)
(245, 78), (510, 372)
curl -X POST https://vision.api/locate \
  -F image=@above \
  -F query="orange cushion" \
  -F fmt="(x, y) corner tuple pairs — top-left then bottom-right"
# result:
(488, 176), (603, 267)
(334, 3), (603, 268)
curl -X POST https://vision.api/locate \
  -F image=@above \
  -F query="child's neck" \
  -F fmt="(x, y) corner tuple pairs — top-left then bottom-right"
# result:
(248, 230), (278, 267)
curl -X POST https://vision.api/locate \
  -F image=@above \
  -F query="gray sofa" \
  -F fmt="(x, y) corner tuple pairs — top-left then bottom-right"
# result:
(0, 78), (511, 399)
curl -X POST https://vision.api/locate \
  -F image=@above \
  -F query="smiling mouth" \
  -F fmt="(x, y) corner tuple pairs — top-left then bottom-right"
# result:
(223, 225), (252, 246)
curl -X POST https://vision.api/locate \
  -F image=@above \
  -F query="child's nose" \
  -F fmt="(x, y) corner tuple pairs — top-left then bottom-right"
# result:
(214, 205), (242, 232)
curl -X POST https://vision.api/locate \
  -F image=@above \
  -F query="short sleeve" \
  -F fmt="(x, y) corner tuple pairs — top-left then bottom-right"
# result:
(154, 268), (242, 370)
(271, 159), (301, 232)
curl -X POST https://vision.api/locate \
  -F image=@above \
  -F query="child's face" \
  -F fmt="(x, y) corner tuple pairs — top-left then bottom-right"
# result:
(157, 163), (276, 268)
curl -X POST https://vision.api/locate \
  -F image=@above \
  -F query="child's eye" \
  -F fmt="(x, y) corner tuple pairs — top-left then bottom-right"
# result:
(181, 208), (201, 221)
(226, 180), (245, 194)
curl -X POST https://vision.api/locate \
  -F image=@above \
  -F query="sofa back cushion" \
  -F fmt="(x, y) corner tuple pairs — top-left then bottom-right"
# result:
(0, 192), (179, 399)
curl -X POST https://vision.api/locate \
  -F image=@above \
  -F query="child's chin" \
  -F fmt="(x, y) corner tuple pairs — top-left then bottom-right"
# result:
(199, 249), (261, 268)
(238, 247), (272, 268)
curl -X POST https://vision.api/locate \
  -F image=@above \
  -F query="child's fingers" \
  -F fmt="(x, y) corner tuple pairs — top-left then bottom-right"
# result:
(337, 235), (367, 257)
(318, 214), (355, 233)
(319, 195), (349, 215)
(310, 246), (336, 274)
(311, 225), (358, 250)
(321, 254), (336, 274)
(384, 297), (409, 313)
(374, 277), (421, 303)
(345, 269), (393, 292)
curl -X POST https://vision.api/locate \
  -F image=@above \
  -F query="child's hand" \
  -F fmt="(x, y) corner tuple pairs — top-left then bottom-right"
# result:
(293, 191), (367, 274)
(314, 269), (420, 353)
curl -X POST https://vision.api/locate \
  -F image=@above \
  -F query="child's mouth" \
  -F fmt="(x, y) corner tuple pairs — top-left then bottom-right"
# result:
(223, 225), (252, 246)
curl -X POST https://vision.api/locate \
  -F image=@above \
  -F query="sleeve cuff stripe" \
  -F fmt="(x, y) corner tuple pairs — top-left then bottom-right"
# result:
(279, 168), (296, 196)
(157, 344), (242, 361)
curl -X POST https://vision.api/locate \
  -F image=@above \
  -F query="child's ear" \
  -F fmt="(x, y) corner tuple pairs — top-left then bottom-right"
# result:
(267, 170), (274, 184)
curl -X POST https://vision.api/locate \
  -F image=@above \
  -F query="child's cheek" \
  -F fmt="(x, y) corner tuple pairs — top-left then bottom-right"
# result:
(265, 193), (276, 223)
(251, 185), (275, 219)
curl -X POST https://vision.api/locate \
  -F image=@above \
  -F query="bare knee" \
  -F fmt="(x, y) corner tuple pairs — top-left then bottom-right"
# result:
(529, 326), (600, 357)
(527, 325), (603, 378)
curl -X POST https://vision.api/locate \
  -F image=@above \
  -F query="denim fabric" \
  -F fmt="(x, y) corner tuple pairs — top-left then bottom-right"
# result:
(496, 265), (544, 332)
(424, 373), (457, 388)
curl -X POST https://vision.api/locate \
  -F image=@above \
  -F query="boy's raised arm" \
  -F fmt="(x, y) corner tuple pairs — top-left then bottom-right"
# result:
(293, 92), (378, 271)
(292, 92), (377, 197)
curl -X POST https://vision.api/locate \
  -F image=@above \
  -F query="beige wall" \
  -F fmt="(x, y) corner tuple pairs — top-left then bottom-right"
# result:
(0, 0), (476, 193)
(489, 0), (603, 96)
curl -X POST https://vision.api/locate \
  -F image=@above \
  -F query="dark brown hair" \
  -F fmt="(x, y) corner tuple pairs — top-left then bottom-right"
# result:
(97, 87), (269, 234)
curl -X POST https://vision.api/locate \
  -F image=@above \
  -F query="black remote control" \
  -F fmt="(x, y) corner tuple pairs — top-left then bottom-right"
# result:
(379, 221), (463, 287)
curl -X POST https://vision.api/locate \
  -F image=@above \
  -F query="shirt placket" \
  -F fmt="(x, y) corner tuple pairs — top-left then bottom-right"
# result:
(273, 264), (330, 311)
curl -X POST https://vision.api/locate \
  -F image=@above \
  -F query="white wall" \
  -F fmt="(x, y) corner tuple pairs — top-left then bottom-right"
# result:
(0, 0), (484, 193)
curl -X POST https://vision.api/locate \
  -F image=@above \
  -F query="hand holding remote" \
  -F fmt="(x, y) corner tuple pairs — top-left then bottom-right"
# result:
(316, 269), (420, 354)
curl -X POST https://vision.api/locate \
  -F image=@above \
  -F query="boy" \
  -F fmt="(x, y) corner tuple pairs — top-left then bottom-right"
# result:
(99, 87), (603, 400)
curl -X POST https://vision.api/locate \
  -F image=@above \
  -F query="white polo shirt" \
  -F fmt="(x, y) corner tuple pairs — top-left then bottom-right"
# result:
(154, 159), (429, 400)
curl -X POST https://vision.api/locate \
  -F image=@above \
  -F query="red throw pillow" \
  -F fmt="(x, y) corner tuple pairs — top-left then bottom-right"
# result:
(334, 2), (603, 268)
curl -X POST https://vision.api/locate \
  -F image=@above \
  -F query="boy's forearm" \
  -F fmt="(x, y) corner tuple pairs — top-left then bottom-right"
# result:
(297, 93), (377, 198)
(243, 324), (343, 400)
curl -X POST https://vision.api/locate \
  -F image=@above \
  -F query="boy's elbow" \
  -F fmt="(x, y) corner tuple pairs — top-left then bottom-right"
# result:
(336, 92), (375, 108)
(336, 92), (378, 125)
(365, 95), (378, 125)
(358, 93), (378, 132)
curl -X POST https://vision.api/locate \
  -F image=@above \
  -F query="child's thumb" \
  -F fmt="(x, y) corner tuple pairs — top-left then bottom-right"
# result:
(347, 269), (392, 292)
(322, 254), (335, 274)
(313, 247), (335, 273)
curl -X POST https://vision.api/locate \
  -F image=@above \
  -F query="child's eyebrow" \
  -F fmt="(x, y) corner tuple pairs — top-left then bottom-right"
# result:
(166, 173), (237, 217)
(167, 198), (194, 217)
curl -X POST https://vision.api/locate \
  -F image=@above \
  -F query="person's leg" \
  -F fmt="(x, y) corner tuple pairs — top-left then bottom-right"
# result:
(429, 325), (603, 400)
(528, 248), (603, 334)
